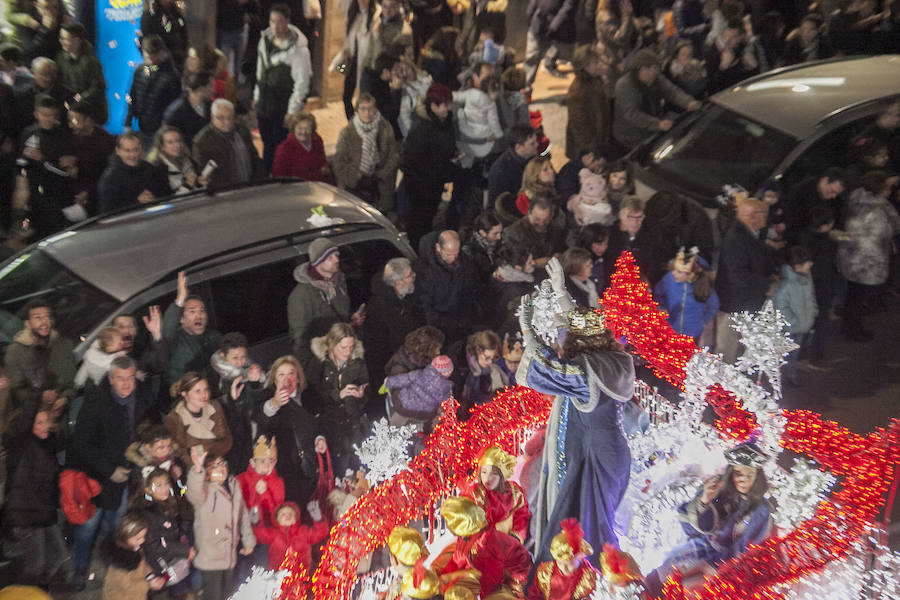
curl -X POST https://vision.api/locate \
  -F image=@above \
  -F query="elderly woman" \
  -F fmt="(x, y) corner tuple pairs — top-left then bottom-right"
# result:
(147, 126), (204, 195)
(271, 111), (333, 182)
(164, 372), (233, 465)
(253, 355), (324, 504)
(566, 44), (611, 159)
(306, 323), (369, 468)
(447, 330), (501, 416)
(838, 170), (900, 342)
(385, 325), (445, 377)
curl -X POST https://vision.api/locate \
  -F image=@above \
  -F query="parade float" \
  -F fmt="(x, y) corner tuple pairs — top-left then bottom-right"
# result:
(233, 253), (900, 600)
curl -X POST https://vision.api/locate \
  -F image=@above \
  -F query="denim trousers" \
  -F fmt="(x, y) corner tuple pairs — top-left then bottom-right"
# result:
(73, 488), (127, 573)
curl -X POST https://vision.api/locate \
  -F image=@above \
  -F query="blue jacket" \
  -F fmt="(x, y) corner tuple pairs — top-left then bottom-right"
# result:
(653, 263), (718, 339)
(773, 264), (818, 335)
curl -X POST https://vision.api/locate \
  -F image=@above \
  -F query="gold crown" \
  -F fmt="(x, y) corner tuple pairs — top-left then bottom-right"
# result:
(478, 446), (516, 481)
(567, 307), (606, 336)
(387, 526), (428, 566)
(441, 497), (487, 538)
(252, 435), (277, 460)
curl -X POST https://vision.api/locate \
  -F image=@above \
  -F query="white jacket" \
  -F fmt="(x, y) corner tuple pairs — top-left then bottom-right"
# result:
(254, 23), (312, 115)
(453, 88), (502, 164)
(75, 340), (126, 388)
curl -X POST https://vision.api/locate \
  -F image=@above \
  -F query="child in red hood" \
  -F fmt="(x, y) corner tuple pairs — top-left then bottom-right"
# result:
(237, 435), (285, 540)
(257, 501), (329, 570)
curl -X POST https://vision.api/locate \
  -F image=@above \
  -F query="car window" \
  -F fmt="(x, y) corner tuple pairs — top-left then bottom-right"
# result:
(339, 238), (404, 308)
(641, 104), (797, 200)
(780, 116), (876, 191)
(0, 250), (118, 353)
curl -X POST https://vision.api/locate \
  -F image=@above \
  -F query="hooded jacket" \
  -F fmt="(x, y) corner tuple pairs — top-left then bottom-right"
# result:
(75, 339), (126, 389)
(255, 502), (328, 569)
(306, 336), (368, 456)
(254, 23), (311, 117)
(237, 467), (286, 538)
(653, 258), (719, 339)
(385, 364), (452, 421)
(5, 327), (76, 409)
(186, 467), (256, 571)
(773, 263), (818, 335)
(97, 153), (173, 214)
(6, 394), (61, 528)
(287, 263), (351, 366)
(59, 469), (102, 525)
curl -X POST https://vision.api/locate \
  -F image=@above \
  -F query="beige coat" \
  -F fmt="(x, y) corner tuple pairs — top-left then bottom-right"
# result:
(186, 467), (256, 571)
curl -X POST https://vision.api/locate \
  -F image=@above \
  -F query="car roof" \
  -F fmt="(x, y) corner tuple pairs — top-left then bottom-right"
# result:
(39, 180), (395, 302)
(711, 55), (900, 138)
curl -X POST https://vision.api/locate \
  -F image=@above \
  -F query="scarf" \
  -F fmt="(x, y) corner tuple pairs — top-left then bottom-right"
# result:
(307, 263), (342, 302)
(473, 233), (496, 264)
(352, 113), (381, 176)
(569, 276), (599, 308)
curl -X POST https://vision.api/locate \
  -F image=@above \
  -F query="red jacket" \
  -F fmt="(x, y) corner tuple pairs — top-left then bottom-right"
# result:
(255, 516), (329, 569)
(441, 529), (532, 597)
(59, 469), (102, 525)
(237, 468), (285, 537)
(271, 132), (332, 182)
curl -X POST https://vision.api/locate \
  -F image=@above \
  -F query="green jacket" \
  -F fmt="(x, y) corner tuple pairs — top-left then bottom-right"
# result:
(287, 263), (351, 366)
(4, 327), (76, 409)
(56, 42), (108, 124)
(163, 303), (222, 389)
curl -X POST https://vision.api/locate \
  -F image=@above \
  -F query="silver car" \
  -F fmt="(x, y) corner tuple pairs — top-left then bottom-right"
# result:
(0, 180), (414, 362)
(630, 55), (900, 207)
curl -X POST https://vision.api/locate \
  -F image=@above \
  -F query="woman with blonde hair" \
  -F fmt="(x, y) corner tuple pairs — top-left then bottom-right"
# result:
(254, 355), (324, 503)
(514, 155), (557, 217)
(164, 371), (233, 465)
(147, 125), (204, 195)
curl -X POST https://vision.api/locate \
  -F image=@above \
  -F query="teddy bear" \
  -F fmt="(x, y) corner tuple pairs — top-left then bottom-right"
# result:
(568, 167), (613, 226)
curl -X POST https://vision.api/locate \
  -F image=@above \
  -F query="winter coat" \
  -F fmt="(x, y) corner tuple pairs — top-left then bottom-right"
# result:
(602, 226), (659, 288)
(798, 227), (839, 308)
(487, 147), (529, 205)
(272, 132), (331, 181)
(254, 23), (311, 117)
(566, 74), (610, 157)
(332, 116), (399, 212)
(287, 263), (351, 366)
(140, 1), (188, 67)
(71, 378), (153, 509)
(253, 391), (322, 504)
(402, 101), (458, 191)
(419, 48), (462, 91)
(14, 80), (75, 129)
(495, 89), (531, 151)
(97, 153), (173, 214)
(164, 399), (234, 466)
(207, 353), (264, 472)
(773, 264), (818, 335)
(16, 123), (78, 208)
(5, 394), (61, 528)
(399, 74), (433, 138)
(255, 512), (329, 569)
(704, 41), (759, 95)
(236, 468), (285, 537)
(124, 59), (182, 133)
(162, 302), (223, 388)
(486, 268), (535, 334)
(612, 70), (694, 149)
(453, 88), (503, 162)
(59, 469), (102, 524)
(838, 188), (900, 286)
(362, 277), (426, 386)
(140, 501), (192, 576)
(447, 339), (494, 411)
(4, 327), (76, 409)
(385, 348), (428, 377)
(56, 42), (108, 124)
(715, 220), (774, 313)
(343, 5), (382, 87)
(74, 340), (126, 388)
(101, 538), (153, 600)
(653, 263), (719, 339)
(191, 122), (263, 189)
(502, 216), (567, 262)
(186, 468), (256, 571)
(162, 95), (210, 144)
(414, 231), (479, 341)
(123, 441), (193, 522)
(151, 153), (200, 196)
(74, 126), (117, 210)
(385, 364), (452, 420)
(306, 336), (368, 456)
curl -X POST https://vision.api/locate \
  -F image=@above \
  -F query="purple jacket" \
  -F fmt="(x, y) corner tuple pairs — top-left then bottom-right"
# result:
(385, 365), (452, 420)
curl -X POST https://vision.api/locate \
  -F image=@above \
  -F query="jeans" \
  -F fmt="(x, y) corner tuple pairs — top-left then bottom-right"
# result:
(217, 26), (248, 81)
(522, 29), (560, 86)
(257, 115), (288, 177)
(13, 524), (68, 585)
(73, 488), (127, 573)
(783, 332), (806, 380)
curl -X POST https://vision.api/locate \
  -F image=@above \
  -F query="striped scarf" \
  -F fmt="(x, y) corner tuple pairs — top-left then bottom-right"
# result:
(352, 112), (380, 175)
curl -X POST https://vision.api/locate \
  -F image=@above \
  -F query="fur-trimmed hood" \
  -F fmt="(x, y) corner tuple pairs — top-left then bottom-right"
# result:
(124, 440), (180, 469)
(13, 327), (61, 347)
(310, 335), (365, 362)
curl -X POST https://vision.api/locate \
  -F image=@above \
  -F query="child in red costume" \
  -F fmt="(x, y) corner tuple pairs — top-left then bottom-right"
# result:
(237, 436), (285, 540)
(256, 501), (329, 570)
(462, 446), (531, 543)
(437, 496), (532, 599)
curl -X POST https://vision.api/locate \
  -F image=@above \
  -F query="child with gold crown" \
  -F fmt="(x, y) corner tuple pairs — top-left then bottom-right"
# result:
(461, 446), (531, 543)
(236, 435), (285, 565)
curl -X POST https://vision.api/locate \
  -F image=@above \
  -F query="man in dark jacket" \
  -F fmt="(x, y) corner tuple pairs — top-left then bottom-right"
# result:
(714, 197), (774, 362)
(192, 98), (263, 188)
(784, 167), (846, 242)
(402, 82), (458, 248)
(124, 35), (182, 149)
(97, 131), (172, 213)
(705, 20), (759, 95)
(14, 56), (74, 129)
(162, 71), (213, 145)
(162, 271), (223, 391)
(487, 124), (538, 205)
(56, 22), (108, 124)
(414, 230), (478, 343)
(70, 355), (154, 589)
(501, 193), (567, 270)
(603, 195), (659, 286)
(363, 257), (426, 386)
(69, 100), (116, 215)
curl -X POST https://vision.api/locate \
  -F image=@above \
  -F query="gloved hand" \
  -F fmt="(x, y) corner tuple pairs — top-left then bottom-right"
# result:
(307, 500), (323, 522)
(518, 296), (539, 349)
(546, 257), (566, 294)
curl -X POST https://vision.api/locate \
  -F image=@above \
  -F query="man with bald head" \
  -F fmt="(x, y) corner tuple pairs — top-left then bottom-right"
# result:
(714, 196), (776, 362)
(414, 229), (477, 342)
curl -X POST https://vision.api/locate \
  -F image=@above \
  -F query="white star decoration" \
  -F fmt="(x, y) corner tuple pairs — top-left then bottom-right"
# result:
(731, 300), (799, 398)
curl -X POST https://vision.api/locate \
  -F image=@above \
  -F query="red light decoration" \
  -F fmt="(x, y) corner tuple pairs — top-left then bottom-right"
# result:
(303, 252), (900, 600)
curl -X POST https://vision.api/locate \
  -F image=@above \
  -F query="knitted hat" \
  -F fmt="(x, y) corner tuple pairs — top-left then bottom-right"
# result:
(632, 48), (660, 70)
(425, 82), (452, 106)
(441, 497), (487, 537)
(308, 237), (339, 266)
(431, 354), (454, 378)
(478, 446), (516, 481)
(253, 435), (277, 460)
(387, 526), (428, 566)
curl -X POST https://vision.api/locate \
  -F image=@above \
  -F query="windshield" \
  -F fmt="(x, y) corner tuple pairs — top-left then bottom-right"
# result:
(0, 250), (118, 351)
(640, 104), (797, 199)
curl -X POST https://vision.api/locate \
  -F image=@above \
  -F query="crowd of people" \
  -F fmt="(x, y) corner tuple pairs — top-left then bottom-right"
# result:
(1, 0), (900, 598)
